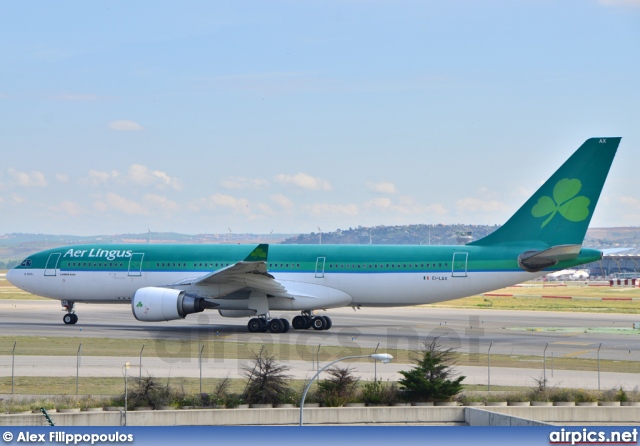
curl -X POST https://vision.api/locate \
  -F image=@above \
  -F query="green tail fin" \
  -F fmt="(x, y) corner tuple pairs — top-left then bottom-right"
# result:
(470, 137), (621, 247)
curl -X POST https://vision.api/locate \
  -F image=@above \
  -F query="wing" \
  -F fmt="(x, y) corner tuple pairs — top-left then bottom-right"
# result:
(184, 244), (292, 298)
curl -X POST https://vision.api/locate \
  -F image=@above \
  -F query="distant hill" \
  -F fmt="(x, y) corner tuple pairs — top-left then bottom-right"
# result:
(282, 225), (640, 247)
(281, 224), (498, 245)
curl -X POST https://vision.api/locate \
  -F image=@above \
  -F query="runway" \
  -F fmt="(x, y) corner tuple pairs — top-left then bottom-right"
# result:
(2, 299), (640, 361)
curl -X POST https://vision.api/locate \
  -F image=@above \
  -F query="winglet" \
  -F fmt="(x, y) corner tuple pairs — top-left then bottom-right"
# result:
(244, 244), (269, 262)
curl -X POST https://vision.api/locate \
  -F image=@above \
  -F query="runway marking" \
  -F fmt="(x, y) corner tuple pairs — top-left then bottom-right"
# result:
(562, 349), (592, 358)
(551, 341), (593, 346)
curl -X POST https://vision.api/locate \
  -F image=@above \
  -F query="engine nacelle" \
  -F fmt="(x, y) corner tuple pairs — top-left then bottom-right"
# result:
(218, 309), (256, 318)
(132, 287), (206, 322)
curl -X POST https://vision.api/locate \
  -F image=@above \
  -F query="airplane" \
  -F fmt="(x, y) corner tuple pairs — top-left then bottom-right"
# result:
(6, 137), (621, 333)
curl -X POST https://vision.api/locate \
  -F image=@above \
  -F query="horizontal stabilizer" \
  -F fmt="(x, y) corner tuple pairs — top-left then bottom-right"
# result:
(518, 244), (585, 272)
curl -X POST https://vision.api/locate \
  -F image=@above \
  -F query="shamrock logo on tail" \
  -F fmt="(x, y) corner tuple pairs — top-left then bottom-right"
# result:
(250, 247), (267, 260)
(531, 178), (590, 228)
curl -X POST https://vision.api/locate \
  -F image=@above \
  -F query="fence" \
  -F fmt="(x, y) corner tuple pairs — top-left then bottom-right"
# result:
(2, 334), (640, 396)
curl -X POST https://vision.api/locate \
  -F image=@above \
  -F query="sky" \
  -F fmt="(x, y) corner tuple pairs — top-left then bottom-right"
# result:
(1, 0), (639, 236)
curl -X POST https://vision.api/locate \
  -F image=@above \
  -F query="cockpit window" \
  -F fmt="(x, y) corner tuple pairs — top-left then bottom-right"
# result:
(20, 259), (32, 267)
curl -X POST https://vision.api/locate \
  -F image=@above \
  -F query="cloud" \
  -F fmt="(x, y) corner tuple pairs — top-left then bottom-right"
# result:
(206, 193), (251, 213)
(7, 168), (47, 187)
(365, 197), (393, 209)
(126, 164), (183, 190)
(305, 203), (358, 216)
(598, 0), (640, 6)
(455, 197), (509, 214)
(364, 196), (447, 216)
(95, 193), (149, 216)
(87, 169), (119, 185)
(83, 165), (181, 190)
(109, 120), (144, 131)
(144, 194), (180, 213)
(270, 194), (294, 211)
(11, 195), (25, 204)
(220, 177), (269, 189)
(55, 174), (70, 184)
(367, 181), (397, 194)
(55, 201), (84, 216)
(52, 93), (103, 102)
(275, 173), (332, 191)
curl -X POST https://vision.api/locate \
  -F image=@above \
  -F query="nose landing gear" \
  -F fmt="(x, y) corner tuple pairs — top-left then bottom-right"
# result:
(62, 301), (78, 325)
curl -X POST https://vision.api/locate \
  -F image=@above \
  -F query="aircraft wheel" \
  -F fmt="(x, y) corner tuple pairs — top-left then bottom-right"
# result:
(63, 314), (75, 325)
(304, 316), (313, 329)
(268, 318), (284, 333)
(71, 314), (78, 324)
(292, 316), (307, 330)
(322, 316), (332, 330)
(311, 316), (327, 330)
(248, 318), (263, 333)
(281, 318), (290, 333)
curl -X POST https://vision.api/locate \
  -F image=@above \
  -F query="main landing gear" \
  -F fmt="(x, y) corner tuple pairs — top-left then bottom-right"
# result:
(292, 311), (332, 331)
(246, 311), (333, 333)
(61, 301), (78, 325)
(247, 317), (290, 334)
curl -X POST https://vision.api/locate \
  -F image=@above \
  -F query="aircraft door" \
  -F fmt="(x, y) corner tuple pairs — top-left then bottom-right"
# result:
(44, 253), (61, 276)
(452, 252), (468, 277)
(315, 257), (326, 278)
(128, 253), (144, 277)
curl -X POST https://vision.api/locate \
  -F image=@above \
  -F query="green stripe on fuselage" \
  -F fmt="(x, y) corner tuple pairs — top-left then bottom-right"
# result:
(14, 243), (602, 275)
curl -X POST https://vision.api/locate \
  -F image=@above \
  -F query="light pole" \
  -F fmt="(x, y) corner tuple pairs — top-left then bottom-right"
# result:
(299, 353), (393, 426)
(487, 341), (493, 392)
(139, 344), (145, 382)
(597, 343), (602, 391)
(11, 341), (16, 394)
(543, 342), (549, 387)
(124, 362), (130, 426)
(318, 227), (322, 245)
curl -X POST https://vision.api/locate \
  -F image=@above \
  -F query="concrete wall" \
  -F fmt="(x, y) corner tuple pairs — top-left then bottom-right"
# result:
(2, 406), (639, 427)
(1, 407), (465, 426)
(465, 408), (549, 426)
(481, 406), (640, 425)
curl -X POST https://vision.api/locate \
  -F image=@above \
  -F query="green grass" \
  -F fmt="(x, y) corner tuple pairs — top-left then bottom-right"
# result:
(431, 284), (640, 313)
(2, 336), (639, 375)
(0, 376), (255, 396)
(0, 275), (45, 300)
(0, 336), (412, 363)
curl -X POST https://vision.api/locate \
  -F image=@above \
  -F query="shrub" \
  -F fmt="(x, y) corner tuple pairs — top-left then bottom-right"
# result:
(116, 376), (174, 409)
(359, 380), (398, 406)
(547, 388), (577, 403)
(574, 389), (598, 403)
(243, 353), (293, 405)
(602, 387), (629, 402)
(317, 367), (360, 407)
(398, 338), (465, 402)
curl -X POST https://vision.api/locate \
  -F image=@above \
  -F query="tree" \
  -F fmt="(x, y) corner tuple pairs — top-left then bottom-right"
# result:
(398, 338), (465, 402)
(243, 353), (293, 405)
(317, 367), (360, 407)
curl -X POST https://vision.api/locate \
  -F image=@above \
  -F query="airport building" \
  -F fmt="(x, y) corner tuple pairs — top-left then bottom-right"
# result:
(583, 247), (640, 278)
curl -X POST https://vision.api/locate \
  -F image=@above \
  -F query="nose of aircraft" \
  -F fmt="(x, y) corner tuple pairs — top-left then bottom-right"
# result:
(6, 268), (19, 287)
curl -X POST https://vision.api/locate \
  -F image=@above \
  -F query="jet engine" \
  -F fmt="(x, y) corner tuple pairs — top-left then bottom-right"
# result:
(132, 287), (206, 322)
